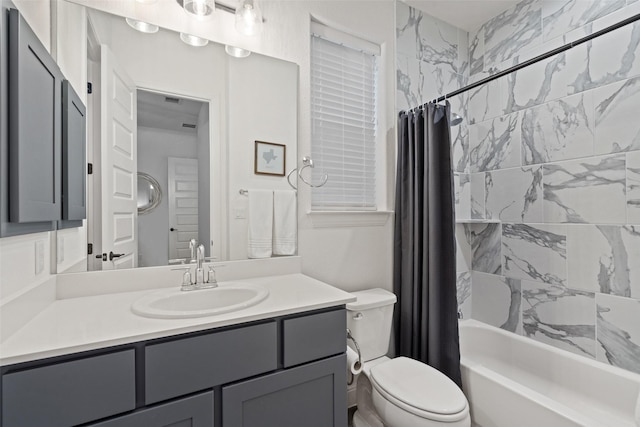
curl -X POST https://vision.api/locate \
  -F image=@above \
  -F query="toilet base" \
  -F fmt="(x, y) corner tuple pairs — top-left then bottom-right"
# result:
(352, 409), (383, 427)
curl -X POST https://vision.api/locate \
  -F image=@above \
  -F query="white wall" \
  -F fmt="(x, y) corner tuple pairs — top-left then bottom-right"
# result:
(0, 0), (55, 306)
(137, 127), (198, 267)
(227, 53), (298, 260)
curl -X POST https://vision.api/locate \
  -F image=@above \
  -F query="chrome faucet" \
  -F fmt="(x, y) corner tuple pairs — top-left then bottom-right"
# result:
(195, 244), (205, 285)
(173, 243), (218, 291)
(189, 238), (198, 263)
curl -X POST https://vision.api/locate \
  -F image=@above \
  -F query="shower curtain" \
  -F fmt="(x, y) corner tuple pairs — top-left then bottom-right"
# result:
(393, 102), (462, 387)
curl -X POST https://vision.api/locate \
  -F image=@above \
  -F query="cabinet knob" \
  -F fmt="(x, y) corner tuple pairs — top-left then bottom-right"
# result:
(170, 227), (178, 232)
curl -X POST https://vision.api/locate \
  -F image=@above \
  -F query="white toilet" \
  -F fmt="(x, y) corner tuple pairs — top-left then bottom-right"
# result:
(347, 288), (470, 427)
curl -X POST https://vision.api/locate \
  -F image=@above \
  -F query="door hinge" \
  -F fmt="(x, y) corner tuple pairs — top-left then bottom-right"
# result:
(87, 82), (93, 94)
(88, 163), (93, 175)
(87, 243), (93, 255)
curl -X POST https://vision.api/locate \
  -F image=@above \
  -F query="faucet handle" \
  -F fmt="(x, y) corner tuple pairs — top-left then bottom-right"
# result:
(182, 270), (193, 286)
(206, 266), (217, 286)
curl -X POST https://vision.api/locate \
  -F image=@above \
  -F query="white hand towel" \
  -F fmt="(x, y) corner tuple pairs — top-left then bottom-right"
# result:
(248, 190), (273, 259)
(273, 190), (297, 256)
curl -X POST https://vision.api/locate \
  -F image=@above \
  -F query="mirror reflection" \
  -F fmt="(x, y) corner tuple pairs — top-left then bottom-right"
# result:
(136, 172), (162, 215)
(63, 7), (298, 273)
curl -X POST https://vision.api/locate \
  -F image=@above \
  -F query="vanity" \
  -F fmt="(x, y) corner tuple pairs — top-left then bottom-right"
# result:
(0, 270), (354, 427)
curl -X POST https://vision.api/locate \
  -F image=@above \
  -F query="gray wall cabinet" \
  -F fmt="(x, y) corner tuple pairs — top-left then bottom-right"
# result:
(0, 3), (56, 236)
(0, 3), (87, 237)
(0, 307), (347, 427)
(7, 7), (62, 223)
(59, 79), (86, 229)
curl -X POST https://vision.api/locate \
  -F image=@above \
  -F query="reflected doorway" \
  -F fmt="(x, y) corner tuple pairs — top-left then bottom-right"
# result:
(136, 90), (210, 267)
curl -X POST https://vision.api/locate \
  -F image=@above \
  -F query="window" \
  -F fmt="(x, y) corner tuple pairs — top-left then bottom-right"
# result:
(310, 22), (379, 210)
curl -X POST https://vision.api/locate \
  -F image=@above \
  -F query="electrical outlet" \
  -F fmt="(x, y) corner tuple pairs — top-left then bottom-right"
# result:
(57, 236), (65, 264)
(35, 240), (45, 275)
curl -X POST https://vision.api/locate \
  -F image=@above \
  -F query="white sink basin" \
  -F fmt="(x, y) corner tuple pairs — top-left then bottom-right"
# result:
(131, 282), (269, 319)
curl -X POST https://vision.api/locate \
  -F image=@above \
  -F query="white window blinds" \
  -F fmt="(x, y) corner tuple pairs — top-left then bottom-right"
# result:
(310, 24), (378, 210)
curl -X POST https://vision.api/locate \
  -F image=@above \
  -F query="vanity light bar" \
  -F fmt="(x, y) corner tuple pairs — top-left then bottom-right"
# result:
(175, 0), (237, 15)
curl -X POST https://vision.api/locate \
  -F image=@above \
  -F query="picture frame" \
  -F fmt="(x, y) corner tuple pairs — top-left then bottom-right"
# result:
(254, 141), (286, 176)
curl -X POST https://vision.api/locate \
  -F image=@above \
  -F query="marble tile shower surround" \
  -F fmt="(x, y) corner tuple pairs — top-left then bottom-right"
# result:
(471, 272), (521, 333)
(627, 151), (640, 222)
(484, 166), (543, 222)
(469, 112), (521, 172)
(543, 154), (626, 224)
(467, 223), (502, 275)
(502, 223), (567, 286)
(567, 225), (640, 297)
(521, 280), (596, 358)
(397, 0), (640, 375)
(596, 293), (640, 374)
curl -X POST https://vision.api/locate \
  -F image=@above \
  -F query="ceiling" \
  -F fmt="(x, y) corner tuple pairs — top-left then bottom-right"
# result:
(404, 0), (520, 32)
(137, 90), (205, 134)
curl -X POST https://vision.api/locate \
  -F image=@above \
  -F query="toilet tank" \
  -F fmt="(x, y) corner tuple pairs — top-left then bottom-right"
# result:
(347, 288), (397, 362)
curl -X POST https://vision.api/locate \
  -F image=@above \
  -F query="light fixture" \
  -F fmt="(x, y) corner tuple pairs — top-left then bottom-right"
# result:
(180, 33), (209, 47)
(235, 0), (263, 36)
(183, 0), (214, 18)
(125, 18), (159, 34)
(225, 45), (251, 58)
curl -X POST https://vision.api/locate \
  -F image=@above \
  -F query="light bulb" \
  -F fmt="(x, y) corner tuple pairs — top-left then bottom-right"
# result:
(183, 0), (214, 17)
(180, 33), (209, 47)
(235, 0), (263, 36)
(125, 18), (159, 34)
(225, 45), (251, 58)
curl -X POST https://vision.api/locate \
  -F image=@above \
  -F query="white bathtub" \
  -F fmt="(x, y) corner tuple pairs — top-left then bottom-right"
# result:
(459, 320), (640, 427)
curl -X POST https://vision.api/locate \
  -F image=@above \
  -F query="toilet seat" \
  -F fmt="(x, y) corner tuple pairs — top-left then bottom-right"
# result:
(369, 357), (468, 423)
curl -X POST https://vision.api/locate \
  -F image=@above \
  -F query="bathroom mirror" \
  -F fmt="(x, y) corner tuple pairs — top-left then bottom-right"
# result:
(56, 6), (298, 272)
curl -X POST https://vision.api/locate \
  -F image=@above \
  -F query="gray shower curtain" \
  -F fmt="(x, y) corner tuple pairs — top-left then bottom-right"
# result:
(393, 102), (462, 387)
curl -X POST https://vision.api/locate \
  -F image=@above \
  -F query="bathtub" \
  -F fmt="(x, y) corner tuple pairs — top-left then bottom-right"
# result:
(459, 320), (640, 427)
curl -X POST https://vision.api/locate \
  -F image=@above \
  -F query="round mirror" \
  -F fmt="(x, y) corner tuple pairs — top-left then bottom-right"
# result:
(137, 172), (162, 215)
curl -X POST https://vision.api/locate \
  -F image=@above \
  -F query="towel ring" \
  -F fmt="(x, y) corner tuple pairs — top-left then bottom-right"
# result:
(286, 156), (328, 190)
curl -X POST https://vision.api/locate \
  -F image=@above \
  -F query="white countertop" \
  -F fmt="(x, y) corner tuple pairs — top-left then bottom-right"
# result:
(0, 274), (355, 366)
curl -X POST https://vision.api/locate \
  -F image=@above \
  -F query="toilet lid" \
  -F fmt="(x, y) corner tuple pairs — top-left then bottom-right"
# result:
(370, 357), (467, 419)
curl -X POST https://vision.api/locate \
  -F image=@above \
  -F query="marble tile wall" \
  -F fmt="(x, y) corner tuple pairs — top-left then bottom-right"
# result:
(396, 0), (640, 375)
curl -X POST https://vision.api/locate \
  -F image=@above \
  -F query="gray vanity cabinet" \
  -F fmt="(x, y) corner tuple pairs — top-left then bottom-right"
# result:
(1, 350), (136, 427)
(223, 354), (347, 427)
(89, 391), (214, 427)
(0, 308), (347, 427)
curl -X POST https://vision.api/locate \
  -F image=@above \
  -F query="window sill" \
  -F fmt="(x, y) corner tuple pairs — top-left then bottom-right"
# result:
(307, 210), (393, 228)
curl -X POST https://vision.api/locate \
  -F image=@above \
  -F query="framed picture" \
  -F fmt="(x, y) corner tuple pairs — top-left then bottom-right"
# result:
(254, 141), (286, 176)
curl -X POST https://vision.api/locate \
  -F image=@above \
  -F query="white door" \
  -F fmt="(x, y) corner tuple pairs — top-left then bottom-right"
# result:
(168, 157), (199, 260)
(100, 45), (138, 270)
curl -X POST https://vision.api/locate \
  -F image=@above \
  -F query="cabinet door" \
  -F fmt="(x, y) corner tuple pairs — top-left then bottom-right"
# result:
(88, 391), (214, 427)
(59, 79), (86, 227)
(222, 354), (347, 427)
(7, 8), (62, 223)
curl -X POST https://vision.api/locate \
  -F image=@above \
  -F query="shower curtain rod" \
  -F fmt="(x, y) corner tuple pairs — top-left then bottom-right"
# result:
(413, 11), (640, 110)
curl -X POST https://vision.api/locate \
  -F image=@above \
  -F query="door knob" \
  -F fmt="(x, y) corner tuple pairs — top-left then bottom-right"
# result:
(170, 227), (178, 231)
(109, 251), (125, 261)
